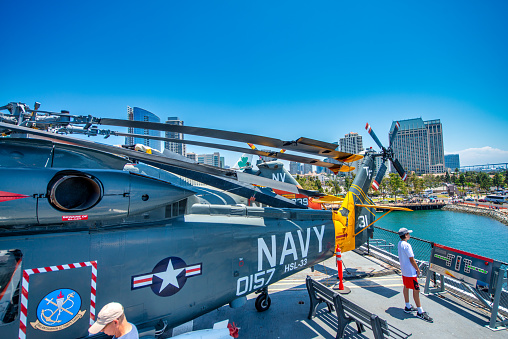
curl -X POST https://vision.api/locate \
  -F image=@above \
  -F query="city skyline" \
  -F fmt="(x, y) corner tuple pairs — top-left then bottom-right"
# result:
(1, 1), (507, 167)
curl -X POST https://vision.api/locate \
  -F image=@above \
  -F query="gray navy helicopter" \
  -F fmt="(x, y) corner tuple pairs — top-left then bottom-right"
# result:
(0, 102), (408, 339)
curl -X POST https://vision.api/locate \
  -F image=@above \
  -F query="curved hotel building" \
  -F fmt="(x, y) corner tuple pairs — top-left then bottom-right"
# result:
(125, 107), (161, 151)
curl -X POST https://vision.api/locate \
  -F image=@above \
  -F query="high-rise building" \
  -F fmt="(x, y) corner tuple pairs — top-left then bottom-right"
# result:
(389, 118), (445, 175)
(164, 117), (186, 156)
(126, 107), (161, 151)
(444, 154), (460, 171)
(289, 161), (301, 175)
(425, 120), (445, 173)
(315, 166), (325, 174)
(339, 132), (363, 175)
(198, 152), (221, 167)
(289, 162), (315, 174)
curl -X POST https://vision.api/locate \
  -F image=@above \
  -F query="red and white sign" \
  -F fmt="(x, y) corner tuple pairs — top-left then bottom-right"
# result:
(62, 215), (89, 221)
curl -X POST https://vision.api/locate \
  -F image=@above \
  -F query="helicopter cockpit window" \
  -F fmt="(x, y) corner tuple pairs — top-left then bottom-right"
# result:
(0, 249), (22, 325)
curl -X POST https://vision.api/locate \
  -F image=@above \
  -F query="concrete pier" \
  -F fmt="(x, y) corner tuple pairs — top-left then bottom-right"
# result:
(382, 202), (446, 211)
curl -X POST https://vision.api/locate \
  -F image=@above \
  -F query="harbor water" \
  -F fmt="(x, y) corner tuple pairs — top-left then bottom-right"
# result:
(374, 209), (508, 264)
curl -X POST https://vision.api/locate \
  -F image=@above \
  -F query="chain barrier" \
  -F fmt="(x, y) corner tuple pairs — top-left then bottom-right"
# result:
(367, 226), (508, 318)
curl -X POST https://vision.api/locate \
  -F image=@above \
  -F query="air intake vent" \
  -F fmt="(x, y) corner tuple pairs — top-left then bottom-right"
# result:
(47, 171), (103, 211)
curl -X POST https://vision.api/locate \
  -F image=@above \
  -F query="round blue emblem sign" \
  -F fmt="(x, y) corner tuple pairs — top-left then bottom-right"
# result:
(36, 289), (82, 327)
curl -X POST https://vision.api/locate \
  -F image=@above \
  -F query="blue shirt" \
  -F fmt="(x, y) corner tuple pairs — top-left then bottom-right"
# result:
(114, 323), (139, 339)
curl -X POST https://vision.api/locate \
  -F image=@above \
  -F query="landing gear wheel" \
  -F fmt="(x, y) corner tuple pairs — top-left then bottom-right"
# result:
(255, 293), (271, 312)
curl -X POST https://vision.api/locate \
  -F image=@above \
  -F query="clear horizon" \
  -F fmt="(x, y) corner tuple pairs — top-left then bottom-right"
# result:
(2, 1), (507, 168)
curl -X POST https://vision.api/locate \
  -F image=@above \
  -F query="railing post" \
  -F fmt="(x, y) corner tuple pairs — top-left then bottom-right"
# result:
(489, 268), (508, 330)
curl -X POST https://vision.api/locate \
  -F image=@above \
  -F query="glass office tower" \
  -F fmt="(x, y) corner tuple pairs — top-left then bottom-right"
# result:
(126, 107), (161, 151)
(164, 117), (186, 156)
(444, 154), (460, 171)
(389, 118), (444, 175)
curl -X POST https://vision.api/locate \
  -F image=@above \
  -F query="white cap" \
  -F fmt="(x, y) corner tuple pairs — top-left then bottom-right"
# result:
(398, 227), (413, 236)
(88, 302), (124, 334)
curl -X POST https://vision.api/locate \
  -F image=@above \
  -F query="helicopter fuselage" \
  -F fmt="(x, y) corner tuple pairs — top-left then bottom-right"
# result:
(0, 203), (334, 339)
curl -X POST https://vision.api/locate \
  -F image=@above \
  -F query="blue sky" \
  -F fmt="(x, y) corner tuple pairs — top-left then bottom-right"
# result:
(2, 1), (507, 167)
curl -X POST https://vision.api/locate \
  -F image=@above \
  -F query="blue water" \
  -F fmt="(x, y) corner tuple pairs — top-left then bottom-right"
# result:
(375, 209), (508, 264)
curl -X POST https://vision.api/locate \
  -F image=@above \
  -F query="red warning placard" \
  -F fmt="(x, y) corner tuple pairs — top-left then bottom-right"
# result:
(62, 215), (89, 221)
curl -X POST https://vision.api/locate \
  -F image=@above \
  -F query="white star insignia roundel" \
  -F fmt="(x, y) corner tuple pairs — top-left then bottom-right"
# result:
(131, 257), (202, 297)
(154, 259), (185, 292)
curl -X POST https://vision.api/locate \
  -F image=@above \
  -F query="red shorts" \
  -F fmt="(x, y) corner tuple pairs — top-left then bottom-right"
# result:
(402, 276), (420, 290)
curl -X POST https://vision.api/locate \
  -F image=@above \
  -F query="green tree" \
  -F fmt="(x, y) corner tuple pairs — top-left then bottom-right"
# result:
(423, 175), (434, 189)
(451, 173), (457, 184)
(315, 179), (324, 193)
(296, 176), (323, 191)
(388, 173), (404, 202)
(400, 181), (409, 197)
(327, 177), (341, 195)
(476, 172), (492, 192)
(296, 175), (306, 187)
(465, 171), (475, 182)
(493, 173), (504, 190)
(459, 174), (466, 190)
(344, 176), (353, 191)
(406, 172), (424, 197)
(378, 177), (389, 201)
(444, 172), (451, 183)
(413, 177), (424, 196)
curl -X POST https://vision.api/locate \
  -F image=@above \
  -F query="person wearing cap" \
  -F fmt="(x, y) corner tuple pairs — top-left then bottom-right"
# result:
(89, 302), (139, 338)
(397, 227), (433, 323)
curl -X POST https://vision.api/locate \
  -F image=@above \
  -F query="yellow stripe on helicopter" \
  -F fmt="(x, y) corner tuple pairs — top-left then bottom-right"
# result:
(332, 197), (413, 253)
(311, 195), (344, 205)
(354, 204), (413, 237)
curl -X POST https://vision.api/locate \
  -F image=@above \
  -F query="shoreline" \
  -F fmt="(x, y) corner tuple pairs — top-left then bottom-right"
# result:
(442, 203), (508, 226)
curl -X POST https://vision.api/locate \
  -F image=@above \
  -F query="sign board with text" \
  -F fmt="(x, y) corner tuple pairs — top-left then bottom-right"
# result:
(428, 243), (501, 293)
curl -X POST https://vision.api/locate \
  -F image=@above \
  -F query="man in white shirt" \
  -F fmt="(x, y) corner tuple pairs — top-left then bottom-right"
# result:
(398, 228), (433, 323)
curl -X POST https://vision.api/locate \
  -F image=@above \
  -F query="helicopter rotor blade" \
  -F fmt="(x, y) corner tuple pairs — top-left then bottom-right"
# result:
(365, 121), (407, 183)
(391, 157), (407, 181)
(114, 132), (351, 172)
(371, 161), (387, 191)
(365, 123), (385, 150)
(99, 118), (356, 161)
